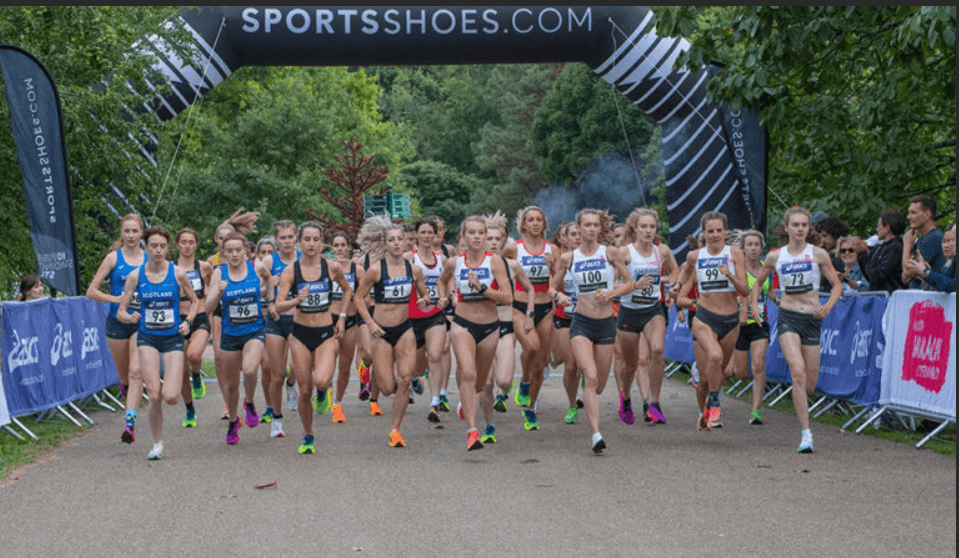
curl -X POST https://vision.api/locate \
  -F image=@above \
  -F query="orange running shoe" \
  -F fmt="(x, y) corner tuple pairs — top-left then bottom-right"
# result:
(369, 401), (384, 416)
(707, 406), (723, 429)
(466, 428), (484, 451)
(696, 409), (711, 432)
(357, 360), (371, 384)
(389, 429), (406, 448)
(331, 404), (346, 423)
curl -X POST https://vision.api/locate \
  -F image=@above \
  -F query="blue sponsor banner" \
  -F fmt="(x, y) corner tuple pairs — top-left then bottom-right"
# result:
(1, 297), (118, 417)
(664, 305), (695, 364)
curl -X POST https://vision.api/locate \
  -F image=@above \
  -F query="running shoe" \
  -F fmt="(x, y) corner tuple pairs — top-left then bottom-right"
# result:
(260, 406), (274, 424)
(550, 355), (557, 369)
(618, 391), (635, 425)
(438, 394), (451, 412)
(298, 435), (315, 454)
(369, 401), (384, 416)
(457, 401), (464, 420)
(357, 360), (371, 384)
(191, 373), (206, 399)
(411, 377), (424, 395)
(647, 402), (667, 425)
(493, 394), (508, 413)
(576, 398), (584, 409)
(467, 429), (484, 451)
(749, 410), (764, 426)
(147, 441), (163, 461)
(427, 406), (441, 423)
(798, 431), (814, 453)
(182, 407), (197, 428)
(696, 409), (710, 432)
(313, 388), (331, 415)
(643, 401), (651, 423)
(271, 418), (285, 438)
(286, 381), (299, 411)
(358, 382), (371, 401)
(389, 429), (406, 448)
(409, 394), (415, 405)
(591, 432), (606, 454)
(515, 381), (531, 407)
(220, 405), (230, 420)
(121, 424), (135, 444)
(226, 419), (241, 445)
(707, 406), (723, 429)
(119, 381), (128, 398)
(564, 407), (579, 425)
(243, 400), (260, 428)
(523, 409), (540, 431)
(331, 404), (346, 424)
(480, 424), (497, 444)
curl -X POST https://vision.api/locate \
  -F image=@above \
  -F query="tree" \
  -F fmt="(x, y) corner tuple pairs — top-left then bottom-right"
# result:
(396, 159), (487, 239)
(653, 6), (956, 235)
(0, 6), (196, 290)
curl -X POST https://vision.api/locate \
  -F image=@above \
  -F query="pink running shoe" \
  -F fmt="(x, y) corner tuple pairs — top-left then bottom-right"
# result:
(243, 400), (260, 428)
(647, 402), (667, 425)
(618, 390), (635, 425)
(226, 418), (241, 445)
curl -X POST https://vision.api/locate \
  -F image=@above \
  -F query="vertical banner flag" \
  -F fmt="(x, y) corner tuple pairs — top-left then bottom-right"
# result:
(0, 44), (81, 296)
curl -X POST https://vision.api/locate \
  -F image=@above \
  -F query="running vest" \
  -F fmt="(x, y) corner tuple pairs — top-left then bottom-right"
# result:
(293, 259), (332, 313)
(409, 251), (443, 319)
(556, 266), (578, 318)
(514, 239), (552, 293)
(109, 249), (142, 318)
(372, 259), (414, 305)
(746, 264), (771, 324)
(696, 245), (736, 293)
(776, 244), (820, 295)
(455, 252), (498, 303)
(181, 260), (205, 301)
(331, 261), (356, 302)
(137, 263), (181, 336)
(621, 243), (663, 310)
(571, 245), (614, 295)
(220, 261), (264, 336)
(270, 251), (300, 300)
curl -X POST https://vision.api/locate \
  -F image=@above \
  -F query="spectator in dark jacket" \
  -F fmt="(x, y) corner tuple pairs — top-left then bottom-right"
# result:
(906, 223), (955, 293)
(858, 209), (907, 294)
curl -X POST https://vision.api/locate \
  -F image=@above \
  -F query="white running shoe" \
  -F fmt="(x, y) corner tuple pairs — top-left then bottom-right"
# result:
(147, 441), (163, 460)
(271, 418), (285, 438)
(591, 432), (606, 454)
(287, 383), (298, 411)
(798, 430), (814, 453)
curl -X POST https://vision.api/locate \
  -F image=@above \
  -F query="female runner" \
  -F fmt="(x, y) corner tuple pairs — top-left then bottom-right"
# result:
(205, 231), (272, 444)
(502, 206), (554, 431)
(406, 218), (453, 424)
(116, 226), (199, 459)
(355, 248), (380, 413)
(553, 222), (585, 424)
(262, 221), (300, 430)
(750, 207), (841, 452)
(86, 213), (145, 442)
(174, 228), (213, 428)
(329, 231), (360, 424)
(732, 230), (777, 425)
(478, 212), (534, 443)
(668, 213), (749, 431)
(274, 221), (354, 453)
(436, 215), (512, 450)
(354, 216), (433, 447)
(553, 209), (633, 453)
(424, 214), (455, 411)
(615, 208), (678, 425)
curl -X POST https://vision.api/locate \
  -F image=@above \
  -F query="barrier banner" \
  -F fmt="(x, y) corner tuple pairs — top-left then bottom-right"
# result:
(1, 297), (118, 417)
(0, 358), (9, 426)
(664, 305), (695, 364)
(880, 291), (956, 420)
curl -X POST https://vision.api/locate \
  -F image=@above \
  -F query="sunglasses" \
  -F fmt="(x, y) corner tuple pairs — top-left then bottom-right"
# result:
(840, 248), (856, 254)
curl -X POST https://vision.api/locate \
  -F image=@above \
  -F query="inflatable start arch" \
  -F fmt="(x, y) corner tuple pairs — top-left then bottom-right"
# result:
(145, 6), (767, 251)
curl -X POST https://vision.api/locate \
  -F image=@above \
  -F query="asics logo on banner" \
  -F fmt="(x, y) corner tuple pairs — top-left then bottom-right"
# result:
(7, 330), (39, 372)
(820, 328), (839, 356)
(850, 321), (872, 364)
(50, 323), (74, 366)
(82, 327), (100, 360)
(241, 7), (593, 36)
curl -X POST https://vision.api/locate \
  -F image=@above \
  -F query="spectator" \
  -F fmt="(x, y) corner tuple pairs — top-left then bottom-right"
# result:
(837, 236), (870, 295)
(902, 194), (945, 289)
(15, 274), (47, 301)
(906, 223), (955, 293)
(857, 209), (907, 294)
(814, 216), (848, 293)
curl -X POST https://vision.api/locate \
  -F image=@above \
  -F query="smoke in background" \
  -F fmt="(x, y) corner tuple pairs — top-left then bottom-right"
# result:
(534, 151), (655, 233)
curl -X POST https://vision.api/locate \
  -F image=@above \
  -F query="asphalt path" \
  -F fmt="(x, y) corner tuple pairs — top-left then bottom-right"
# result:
(1, 351), (955, 557)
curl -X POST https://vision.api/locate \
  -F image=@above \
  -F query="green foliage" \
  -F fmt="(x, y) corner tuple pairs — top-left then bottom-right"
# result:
(396, 159), (488, 238)
(653, 6), (956, 237)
